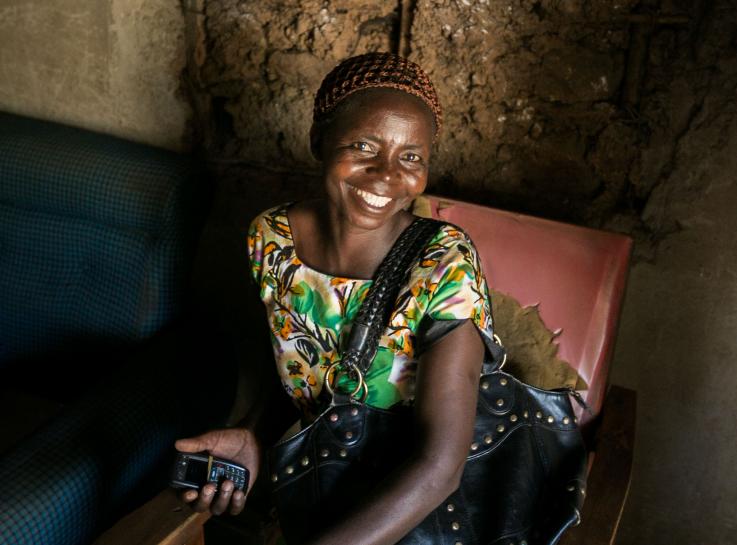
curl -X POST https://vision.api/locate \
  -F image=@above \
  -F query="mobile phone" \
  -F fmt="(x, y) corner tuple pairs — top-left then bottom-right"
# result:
(170, 452), (249, 492)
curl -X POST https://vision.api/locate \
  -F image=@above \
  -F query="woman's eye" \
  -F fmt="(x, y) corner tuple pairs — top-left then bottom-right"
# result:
(402, 152), (421, 162)
(351, 142), (371, 152)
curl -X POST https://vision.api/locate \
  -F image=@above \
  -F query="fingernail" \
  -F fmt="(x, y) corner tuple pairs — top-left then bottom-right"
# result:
(203, 486), (214, 496)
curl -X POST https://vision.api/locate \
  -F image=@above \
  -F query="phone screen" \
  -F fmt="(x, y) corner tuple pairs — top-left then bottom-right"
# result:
(184, 458), (209, 484)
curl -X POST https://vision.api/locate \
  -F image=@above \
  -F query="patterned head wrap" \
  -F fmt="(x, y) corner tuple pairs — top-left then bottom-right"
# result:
(313, 52), (443, 139)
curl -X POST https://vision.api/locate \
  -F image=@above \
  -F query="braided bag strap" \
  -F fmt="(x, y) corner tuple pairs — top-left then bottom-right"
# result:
(341, 217), (443, 374)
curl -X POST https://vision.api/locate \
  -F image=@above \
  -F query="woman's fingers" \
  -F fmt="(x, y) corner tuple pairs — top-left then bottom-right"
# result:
(210, 481), (234, 515)
(180, 489), (198, 503)
(174, 436), (210, 453)
(192, 483), (217, 512)
(229, 489), (246, 515)
(182, 481), (244, 516)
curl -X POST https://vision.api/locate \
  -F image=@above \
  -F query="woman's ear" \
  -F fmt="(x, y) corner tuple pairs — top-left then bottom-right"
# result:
(309, 124), (321, 161)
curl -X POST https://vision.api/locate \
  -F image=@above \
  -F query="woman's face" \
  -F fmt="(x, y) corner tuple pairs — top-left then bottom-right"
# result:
(317, 88), (435, 232)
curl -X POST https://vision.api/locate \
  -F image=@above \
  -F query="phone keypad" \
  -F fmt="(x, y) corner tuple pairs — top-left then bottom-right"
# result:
(209, 461), (247, 491)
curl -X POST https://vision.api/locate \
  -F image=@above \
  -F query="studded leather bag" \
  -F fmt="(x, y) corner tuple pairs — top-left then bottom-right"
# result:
(268, 217), (588, 545)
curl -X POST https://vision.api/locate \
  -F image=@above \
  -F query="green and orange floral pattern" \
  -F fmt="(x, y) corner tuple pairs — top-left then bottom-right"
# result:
(248, 204), (495, 420)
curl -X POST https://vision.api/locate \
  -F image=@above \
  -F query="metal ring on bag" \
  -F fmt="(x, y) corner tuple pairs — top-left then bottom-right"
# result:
(572, 507), (582, 527)
(354, 381), (369, 402)
(493, 333), (508, 370)
(324, 362), (366, 399)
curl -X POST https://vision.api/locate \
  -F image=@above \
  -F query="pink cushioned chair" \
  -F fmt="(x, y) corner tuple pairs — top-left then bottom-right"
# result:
(427, 196), (636, 544)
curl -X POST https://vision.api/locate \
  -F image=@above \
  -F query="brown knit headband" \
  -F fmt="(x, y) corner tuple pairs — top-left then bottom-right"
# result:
(313, 52), (443, 138)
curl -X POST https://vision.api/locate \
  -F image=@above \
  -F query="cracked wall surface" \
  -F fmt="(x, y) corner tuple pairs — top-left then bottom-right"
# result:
(0, 0), (190, 151)
(409, 0), (639, 223)
(189, 0), (735, 246)
(188, 0), (659, 229)
(189, 0), (398, 163)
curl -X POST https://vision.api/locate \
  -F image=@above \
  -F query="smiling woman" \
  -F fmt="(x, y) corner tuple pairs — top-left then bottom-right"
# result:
(297, 87), (435, 275)
(174, 53), (497, 545)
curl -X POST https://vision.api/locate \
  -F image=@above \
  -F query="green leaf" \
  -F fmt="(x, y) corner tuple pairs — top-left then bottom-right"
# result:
(345, 282), (371, 319)
(312, 289), (341, 329)
(364, 349), (401, 407)
(291, 281), (314, 315)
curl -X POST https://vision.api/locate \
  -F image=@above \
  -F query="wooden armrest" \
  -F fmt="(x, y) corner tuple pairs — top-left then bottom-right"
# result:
(93, 488), (211, 545)
(560, 384), (637, 545)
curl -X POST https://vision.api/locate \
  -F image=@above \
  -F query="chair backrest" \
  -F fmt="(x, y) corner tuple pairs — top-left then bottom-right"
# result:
(426, 196), (632, 422)
(0, 112), (202, 367)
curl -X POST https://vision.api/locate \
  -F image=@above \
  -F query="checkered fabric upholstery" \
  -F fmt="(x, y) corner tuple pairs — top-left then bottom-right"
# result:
(0, 112), (197, 366)
(0, 333), (236, 545)
(0, 112), (232, 545)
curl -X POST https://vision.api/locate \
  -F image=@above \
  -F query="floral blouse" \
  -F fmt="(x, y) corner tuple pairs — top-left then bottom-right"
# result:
(247, 204), (496, 420)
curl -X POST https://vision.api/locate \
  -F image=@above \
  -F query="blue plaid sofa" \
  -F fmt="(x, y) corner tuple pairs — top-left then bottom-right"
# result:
(0, 112), (236, 545)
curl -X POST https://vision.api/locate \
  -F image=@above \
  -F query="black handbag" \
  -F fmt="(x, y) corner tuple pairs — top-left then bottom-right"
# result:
(268, 218), (588, 545)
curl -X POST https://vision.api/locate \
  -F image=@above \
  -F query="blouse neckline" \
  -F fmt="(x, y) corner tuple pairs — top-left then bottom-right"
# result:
(281, 203), (374, 283)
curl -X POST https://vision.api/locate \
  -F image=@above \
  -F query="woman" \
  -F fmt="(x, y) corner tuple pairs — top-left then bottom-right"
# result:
(176, 52), (498, 545)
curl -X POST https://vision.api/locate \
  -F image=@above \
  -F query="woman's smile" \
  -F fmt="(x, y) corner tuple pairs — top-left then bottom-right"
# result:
(348, 184), (393, 209)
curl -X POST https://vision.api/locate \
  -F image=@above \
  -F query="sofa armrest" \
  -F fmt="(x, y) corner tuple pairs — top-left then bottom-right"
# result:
(560, 385), (637, 545)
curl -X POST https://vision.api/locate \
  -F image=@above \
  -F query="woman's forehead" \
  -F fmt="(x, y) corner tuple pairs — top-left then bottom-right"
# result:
(332, 88), (435, 134)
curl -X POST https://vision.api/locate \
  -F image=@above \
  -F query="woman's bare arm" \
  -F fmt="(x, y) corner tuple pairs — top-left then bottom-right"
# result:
(306, 319), (484, 545)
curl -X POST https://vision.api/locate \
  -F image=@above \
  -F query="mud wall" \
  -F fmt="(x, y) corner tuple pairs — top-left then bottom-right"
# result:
(185, 0), (712, 233)
(410, 0), (642, 223)
(184, 1), (398, 161)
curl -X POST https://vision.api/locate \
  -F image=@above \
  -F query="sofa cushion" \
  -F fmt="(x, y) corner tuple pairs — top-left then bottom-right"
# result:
(0, 113), (188, 232)
(0, 112), (201, 366)
(0, 204), (176, 361)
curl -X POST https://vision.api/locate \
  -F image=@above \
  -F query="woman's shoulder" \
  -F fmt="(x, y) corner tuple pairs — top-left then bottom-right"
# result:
(422, 221), (481, 267)
(247, 203), (295, 281)
(248, 203), (293, 243)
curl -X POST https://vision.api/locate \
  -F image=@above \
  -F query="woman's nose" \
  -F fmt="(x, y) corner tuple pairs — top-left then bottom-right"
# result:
(365, 154), (395, 182)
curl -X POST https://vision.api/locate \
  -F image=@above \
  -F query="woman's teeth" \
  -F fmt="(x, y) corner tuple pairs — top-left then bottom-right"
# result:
(353, 187), (392, 208)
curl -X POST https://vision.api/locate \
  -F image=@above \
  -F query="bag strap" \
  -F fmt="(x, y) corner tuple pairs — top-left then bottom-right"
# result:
(328, 215), (507, 403)
(340, 217), (442, 375)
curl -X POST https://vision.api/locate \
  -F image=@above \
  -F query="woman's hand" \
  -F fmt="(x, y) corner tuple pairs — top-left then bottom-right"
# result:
(174, 427), (261, 516)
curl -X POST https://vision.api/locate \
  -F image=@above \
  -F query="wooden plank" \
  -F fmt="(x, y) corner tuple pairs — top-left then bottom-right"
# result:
(560, 385), (637, 545)
(93, 488), (211, 545)
(397, 0), (416, 58)
(190, 528), (206, 545)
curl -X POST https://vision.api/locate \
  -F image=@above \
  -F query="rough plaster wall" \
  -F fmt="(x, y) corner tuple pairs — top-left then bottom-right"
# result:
(610, 2), (737, 541)
(409, 1), (636, 219)
(188, 0), (657, 228)
(612, 122), (737, 543)
(190, 0), (397, 162)
(0, 0), (190, 151)
(188, 0), (732, 240)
